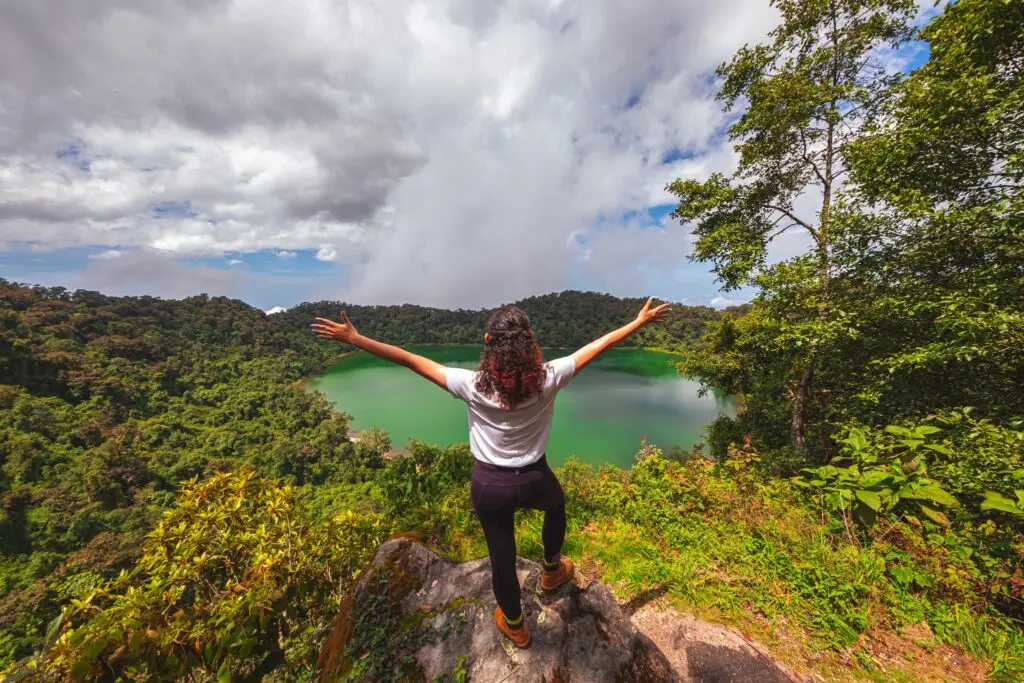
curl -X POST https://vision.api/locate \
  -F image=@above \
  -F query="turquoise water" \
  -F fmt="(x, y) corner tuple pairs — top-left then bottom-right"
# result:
(307, 346), (735, 469)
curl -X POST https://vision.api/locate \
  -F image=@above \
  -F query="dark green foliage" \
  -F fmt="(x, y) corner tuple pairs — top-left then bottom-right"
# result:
(0, 282), (345, 667)
(0, 281), (718, 670)
(675, 0), (1023, 462)
(289, 290), (722, 350)
(669, 1), (1023, 670)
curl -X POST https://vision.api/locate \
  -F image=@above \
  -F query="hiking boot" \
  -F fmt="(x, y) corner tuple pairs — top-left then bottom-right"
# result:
(494, 606), (531, 648)
(540, 557), (575, 592)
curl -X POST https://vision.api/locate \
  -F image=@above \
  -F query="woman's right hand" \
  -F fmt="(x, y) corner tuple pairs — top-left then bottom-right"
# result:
(634, 298), (671, 328)
(311, 312), (360, 344)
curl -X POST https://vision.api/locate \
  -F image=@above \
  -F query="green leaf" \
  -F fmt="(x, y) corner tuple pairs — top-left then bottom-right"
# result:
(890, 566), (914, 586)
(825, 492), (848, 510)
(923, 443), (952, 456)
(238, 637), (258, 659)
(905, 485), (958, 507)
(919, 505), (950, 526)
(853, 503), (877, 528)
(218, 659), (233, 683)
(842, 428), (868, 452)
(855, 489), (882, 511)
(980, 492), (1024, 516)
(858, 470), (893, 488)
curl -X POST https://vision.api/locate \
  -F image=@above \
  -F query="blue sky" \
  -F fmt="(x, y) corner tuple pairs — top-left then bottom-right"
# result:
(0, 0), (939, 312)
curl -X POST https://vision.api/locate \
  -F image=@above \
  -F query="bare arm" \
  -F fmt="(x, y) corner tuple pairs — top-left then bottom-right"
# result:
(311, 313), (448, 389)
(571, 298), (671, 375)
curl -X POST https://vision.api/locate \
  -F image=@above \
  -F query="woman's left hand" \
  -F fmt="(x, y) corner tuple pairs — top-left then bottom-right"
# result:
(311, 313), (360, 344)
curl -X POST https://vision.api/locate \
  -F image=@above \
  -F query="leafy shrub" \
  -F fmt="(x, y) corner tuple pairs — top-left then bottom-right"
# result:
(26, 469), (387, 681)
(796, 421), (959, 528)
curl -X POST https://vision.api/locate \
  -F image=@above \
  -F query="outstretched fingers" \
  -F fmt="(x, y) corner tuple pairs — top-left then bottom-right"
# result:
(311, 318), (340, 337)
(648, 303), (671, 324)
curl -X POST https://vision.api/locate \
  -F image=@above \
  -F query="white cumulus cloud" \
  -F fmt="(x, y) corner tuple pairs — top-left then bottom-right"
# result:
(710, 295), (749, 309)
(0, 0), (784, 307)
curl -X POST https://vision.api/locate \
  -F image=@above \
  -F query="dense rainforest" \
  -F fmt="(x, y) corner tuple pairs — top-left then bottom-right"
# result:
(1, 0), (1022, 680)
(285, 290), (723, 350)
(0, 284), (718, 673)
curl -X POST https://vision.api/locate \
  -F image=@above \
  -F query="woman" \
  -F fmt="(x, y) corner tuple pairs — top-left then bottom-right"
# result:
(311, 297), (670, 648)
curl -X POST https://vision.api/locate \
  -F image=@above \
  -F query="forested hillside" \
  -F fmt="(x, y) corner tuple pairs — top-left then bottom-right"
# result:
(1, 0), (1022, 680)
(0, 282), (715, 671)
(0, 282), (352, 667)
(287, 290), (722, 349)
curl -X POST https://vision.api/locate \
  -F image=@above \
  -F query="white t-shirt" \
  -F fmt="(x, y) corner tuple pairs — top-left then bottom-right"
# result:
(445, 356), (576, 468)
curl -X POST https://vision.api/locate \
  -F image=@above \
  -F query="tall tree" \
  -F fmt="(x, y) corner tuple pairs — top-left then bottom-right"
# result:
(837, 0), (1024, 421)
(668, 0), (915, 450)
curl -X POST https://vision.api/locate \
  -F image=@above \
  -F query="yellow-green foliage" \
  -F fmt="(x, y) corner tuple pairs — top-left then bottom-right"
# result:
(510, 445), (1023, 680)
(26, 470), (387, 682)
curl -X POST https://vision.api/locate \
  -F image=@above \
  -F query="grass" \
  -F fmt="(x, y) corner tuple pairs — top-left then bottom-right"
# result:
(424, 455), (1024, 682)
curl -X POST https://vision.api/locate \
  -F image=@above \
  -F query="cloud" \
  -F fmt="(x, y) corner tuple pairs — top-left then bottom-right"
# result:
(80, 249), (249, 299)
(0, 0), (782, 307)
(276, 250), (297, 260)
(265, 306), (287, 315)
(89, 249), (123, 260)
(315, 246), (339, 262)
(710, 295), (749, 309)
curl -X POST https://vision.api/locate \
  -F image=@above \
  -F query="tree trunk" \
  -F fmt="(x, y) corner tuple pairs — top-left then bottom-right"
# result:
(791, 360), (815, 451)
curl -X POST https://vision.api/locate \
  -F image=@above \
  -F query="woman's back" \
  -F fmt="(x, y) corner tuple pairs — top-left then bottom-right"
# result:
(312, 297), (670, 649)
(446, 356), (576, 467)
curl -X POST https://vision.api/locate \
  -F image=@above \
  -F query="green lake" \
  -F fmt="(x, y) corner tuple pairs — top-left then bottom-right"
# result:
(307, 346), (736, 469)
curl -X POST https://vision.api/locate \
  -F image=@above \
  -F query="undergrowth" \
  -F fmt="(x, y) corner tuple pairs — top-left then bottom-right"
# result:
(14, 441), (1022, 682)
(435, 447), (1024, 681)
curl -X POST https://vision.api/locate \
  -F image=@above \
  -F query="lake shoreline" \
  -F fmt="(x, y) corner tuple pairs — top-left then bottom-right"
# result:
(299, 343), (687, 386)
(305, 345), (735, 470)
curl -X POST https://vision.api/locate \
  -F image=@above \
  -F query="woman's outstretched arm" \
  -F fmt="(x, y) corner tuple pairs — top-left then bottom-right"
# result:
(570, 298), (670, 375)
(311, 313), (448, 389)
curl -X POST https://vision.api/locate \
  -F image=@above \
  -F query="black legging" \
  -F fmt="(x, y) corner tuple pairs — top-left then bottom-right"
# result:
(470, 455), (566, 622)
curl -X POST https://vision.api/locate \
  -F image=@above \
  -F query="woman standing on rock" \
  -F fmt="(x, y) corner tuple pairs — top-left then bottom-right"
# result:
(312, 298), (670, 648)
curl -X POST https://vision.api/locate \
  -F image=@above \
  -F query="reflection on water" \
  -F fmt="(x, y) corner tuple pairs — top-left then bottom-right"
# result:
(308, 346), (736, 469)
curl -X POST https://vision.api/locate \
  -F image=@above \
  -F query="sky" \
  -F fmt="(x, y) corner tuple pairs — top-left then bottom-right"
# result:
(0, 0), (938, 312)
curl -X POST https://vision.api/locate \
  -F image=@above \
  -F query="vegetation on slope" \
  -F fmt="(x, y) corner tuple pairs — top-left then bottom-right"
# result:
(17, 437), (1024, 681)
(0, 283), (718, 670)
(287, 290), (723, 350)
(1, 0), (1022, 680)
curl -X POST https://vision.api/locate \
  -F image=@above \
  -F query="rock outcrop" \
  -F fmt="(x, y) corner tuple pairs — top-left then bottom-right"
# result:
(318, 537), (797, 682)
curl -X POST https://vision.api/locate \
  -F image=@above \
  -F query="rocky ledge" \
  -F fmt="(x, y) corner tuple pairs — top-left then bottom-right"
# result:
(318, 537), (797, 682)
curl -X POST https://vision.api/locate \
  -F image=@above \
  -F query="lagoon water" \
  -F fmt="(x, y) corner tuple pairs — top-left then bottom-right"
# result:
(308, 346), (735, 469)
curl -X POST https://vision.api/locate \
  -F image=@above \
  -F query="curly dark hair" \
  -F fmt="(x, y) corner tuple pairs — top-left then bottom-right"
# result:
(475, 306), (545, 409)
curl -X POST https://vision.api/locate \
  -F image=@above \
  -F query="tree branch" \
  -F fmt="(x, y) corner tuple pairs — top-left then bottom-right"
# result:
(764, 205), (820, 243)
(768, 222), (801, 241)
(800, 128), (828, 186)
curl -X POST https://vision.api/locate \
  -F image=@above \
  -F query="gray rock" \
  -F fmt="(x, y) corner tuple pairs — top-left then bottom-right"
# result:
(631, 607), (802, 683)
(318, 537), (796, 682)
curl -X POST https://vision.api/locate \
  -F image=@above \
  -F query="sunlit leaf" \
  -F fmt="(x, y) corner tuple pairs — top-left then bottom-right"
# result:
(918, 506), (950, 526)
(855, 489), (882, 511)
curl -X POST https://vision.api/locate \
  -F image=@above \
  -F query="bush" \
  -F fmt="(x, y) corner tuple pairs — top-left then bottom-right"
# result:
(27, 469), (388, 681)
